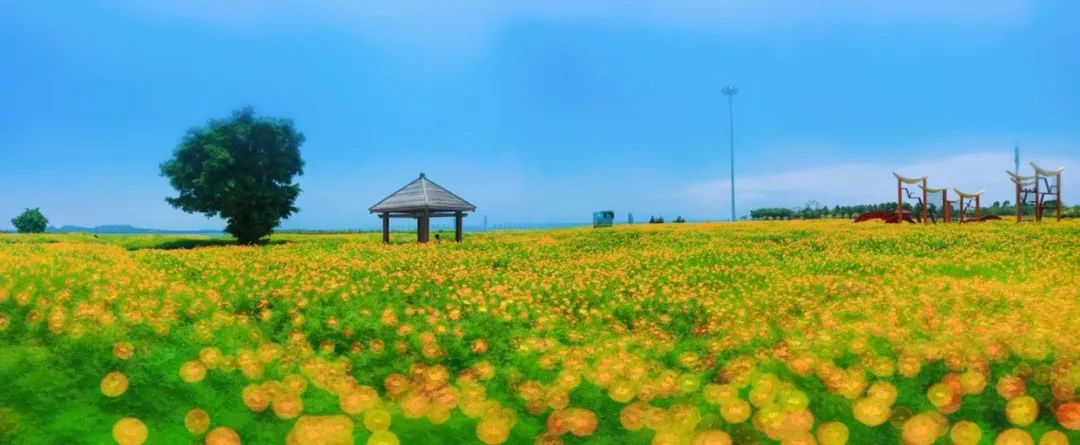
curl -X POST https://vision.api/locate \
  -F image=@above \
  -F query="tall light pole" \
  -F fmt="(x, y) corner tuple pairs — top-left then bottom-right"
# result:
(1014, 142), (1020, 174)
(722, 86), (739, 222)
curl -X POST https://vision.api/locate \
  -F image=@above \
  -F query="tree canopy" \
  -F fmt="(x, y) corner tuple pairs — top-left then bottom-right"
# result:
(11, 208), (48, 233)
(160, 108), (305, 243)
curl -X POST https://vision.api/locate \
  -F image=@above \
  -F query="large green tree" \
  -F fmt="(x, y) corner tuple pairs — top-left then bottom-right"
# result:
(160, 108), (305, 243)
(11, 208), (48, 233)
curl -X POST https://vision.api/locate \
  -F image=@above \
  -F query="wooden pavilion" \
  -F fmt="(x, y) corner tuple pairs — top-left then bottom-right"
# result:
(369, 173), (476, 243)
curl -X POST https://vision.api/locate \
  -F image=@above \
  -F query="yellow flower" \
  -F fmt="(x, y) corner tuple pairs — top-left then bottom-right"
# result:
(100, 372), (129, 398)
(184, 409), (210, 435)
(204, 426), (241, 445)
(112, 417), (148, 445)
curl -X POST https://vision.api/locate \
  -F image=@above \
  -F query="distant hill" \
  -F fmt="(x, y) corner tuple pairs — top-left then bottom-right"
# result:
(47, 224), (223, 235)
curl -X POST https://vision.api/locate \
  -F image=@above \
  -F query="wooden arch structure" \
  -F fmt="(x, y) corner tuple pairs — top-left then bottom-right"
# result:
(1008, 170), (1037, 222)
(1008, 163), (1064, 222)
(921, 185), (951, 223)
(894, 173), (929, 224)
(1032, 163), (1064, 222)
(855, 172), (936, 224)
(952, 189), (1001, 223)
(854, 172), (996, 224)
(369, 173), (476, 243)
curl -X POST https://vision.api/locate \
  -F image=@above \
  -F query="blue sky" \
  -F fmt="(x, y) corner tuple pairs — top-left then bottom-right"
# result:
(2, 0), (1078, 230)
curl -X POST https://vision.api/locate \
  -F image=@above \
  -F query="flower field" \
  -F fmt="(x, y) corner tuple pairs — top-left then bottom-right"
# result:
(1, 220), (1079, 445)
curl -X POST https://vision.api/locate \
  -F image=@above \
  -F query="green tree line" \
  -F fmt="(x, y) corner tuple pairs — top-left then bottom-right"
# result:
(750, 200), (1079, 220)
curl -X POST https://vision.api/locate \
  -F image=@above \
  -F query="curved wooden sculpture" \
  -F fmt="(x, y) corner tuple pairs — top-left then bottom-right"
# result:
(1009, 163), (1064, 222)
(854, 172), (936, 224)
(954, 188), (991, 223)
(1008, 170), (1036, 222)
(1031, 163), (1064, 222)
(919, 185), (949, 223)
(892, 173), (929, 224)
(853, 170), (1029, 225)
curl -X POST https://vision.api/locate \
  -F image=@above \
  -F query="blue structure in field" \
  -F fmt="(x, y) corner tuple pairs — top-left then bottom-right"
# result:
(592, 210), (615, 228)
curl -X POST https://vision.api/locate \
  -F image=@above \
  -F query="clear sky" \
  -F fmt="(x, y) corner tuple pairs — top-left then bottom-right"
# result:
(2, 1), (1078, 230)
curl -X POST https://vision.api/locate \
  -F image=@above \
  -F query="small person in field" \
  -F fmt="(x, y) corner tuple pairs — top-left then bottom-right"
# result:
(435, 232), (442, 244)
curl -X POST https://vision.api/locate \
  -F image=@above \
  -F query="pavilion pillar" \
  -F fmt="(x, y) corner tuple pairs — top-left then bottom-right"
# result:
(959, 196), (965, 223)
(425, 214), (431, 242)
(417, 210), (430, 243)
(975, 195), (981, 221)
(454, 211), (463, 242)
(416, 214), (423, 243)
(382, 213), (390, 244)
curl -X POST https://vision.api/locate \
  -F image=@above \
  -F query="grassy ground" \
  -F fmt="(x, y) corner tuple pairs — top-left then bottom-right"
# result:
(1, 220), (1079, 444)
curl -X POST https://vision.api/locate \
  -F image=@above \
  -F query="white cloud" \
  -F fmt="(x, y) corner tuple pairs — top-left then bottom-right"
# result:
(679, 149), (1077, 213)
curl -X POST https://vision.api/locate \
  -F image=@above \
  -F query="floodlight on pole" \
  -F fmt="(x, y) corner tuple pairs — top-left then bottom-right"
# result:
(722, 86), (739, 222)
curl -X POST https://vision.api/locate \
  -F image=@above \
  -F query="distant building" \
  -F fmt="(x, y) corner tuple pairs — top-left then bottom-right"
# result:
(593, 210), (614, 228)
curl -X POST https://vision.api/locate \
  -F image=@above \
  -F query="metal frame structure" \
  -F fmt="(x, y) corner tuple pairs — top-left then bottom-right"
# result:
(854, 172), (937, 224)
(895, 173), (930, 224)
(722, 86), (738, 222)
(943, 190), (957, 223)
(857, 162), (1061, 225)
(1031, 163), (1064, 222)
(951, 189), (1001, 223)
(953, 189), (981, 223)
(920, 185), (950, 223)
(1007, 170), (1037, 223)
(1008, 163), (1065, 222)
(855, 172), (1004, 224)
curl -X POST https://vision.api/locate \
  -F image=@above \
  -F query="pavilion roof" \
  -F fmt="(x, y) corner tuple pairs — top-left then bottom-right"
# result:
(369, 173), (477, 214)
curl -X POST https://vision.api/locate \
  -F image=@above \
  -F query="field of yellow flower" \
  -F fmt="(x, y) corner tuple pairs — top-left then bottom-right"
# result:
(1, 220), (1079, 445)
